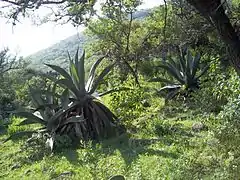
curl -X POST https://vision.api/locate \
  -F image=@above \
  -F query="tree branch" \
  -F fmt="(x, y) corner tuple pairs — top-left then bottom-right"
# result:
(163, 0), (167, 42)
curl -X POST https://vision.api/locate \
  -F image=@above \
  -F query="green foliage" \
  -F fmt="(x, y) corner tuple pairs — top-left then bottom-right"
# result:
(105, 76), (150, 127)
(214, 97), (240, 177)
(6, 49), (124, 150)
(85, 2), (150, 80)
(155, 48), (209, 99)
(7, 116), (38, 136)
(0, 49), (29, 118)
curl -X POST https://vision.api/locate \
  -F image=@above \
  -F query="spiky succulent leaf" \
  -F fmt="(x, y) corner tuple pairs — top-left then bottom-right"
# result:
(158, 63), (185, 84)
(45, 64), (72, 80)
(78, 50), (86, 93)
(47, 101), (80, 132)
(16, 111), (47, 126)
(55, 79), (80, 98)
(60, 88), (70, 109)
(196, 64), (209, 80)
(3, 131), (36, 143)
(86, 56), (105, 92)
(179, 50), (186, 74)
(191, 52), (201, 78)
(61, 115), (85, 126)
(185, 50), (193, 84)
(70, 62), (80, 90)
(166, 88), (181, 101)
(89, 62), (116, 94)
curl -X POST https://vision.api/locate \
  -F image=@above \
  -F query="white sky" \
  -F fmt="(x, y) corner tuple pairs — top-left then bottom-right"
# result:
(0, 0), (162, 57)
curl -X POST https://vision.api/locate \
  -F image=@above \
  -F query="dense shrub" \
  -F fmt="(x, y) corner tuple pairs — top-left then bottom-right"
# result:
(215, 96), (240, 177)
(104, 76), (151, 127)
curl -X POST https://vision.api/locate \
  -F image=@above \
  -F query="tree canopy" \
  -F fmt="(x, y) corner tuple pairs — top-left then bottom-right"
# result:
(0, 0), (239, 74)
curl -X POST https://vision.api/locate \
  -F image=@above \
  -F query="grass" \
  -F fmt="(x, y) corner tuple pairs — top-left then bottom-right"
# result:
(0, 92), (238, 179)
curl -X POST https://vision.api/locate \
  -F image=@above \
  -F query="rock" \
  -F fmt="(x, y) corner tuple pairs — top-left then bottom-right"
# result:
(109, 175), (125, 180)
(24, 169), (31, 175)
(192, 122), (208, 132)
(141, 99), (151, 107)
(11, 164), (21, 170)
(58, 171), (73, 177)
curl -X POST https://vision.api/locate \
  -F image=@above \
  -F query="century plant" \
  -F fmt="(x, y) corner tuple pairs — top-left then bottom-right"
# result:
(154, 48), (209, 100)
(4, 49), (124, 150)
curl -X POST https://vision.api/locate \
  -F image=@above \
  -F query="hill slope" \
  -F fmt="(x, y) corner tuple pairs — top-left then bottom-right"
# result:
(26, 34), (86, 71)
(25, 9), (152, 70)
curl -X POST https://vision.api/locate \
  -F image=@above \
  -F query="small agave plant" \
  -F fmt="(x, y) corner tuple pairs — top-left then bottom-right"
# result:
(4, 49), (124, 150)
(153, 48), (209, 100)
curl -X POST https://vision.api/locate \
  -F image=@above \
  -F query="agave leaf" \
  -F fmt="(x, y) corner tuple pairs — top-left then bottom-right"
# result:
(179, 50), (186, 74)
(89, 62), (115, 94)
(78, 50), (86, 93)
(46, 85), (54, 104)
(45, 64), (72, 81)
(85, 102), (102, 136)
(39, 73), (58, 82)
(196, 64), (209, 80)
(3, 131), (36, 143)
(92, 101), (117, 129)
(52, 83), (59, 105)
(92, 102), (111, 128)
(33, 89), (61, 99)
(35, 104), (58, 112)
(90, 106), (101, 136)
(166, 88), (181, 101)
(16, 111), (47, 125)
(167, 57), (180, 71)
(60, 115), (85, 126)
(158, 63), (185, 84)
(158, 84), (181, 93)
(29, 88), (43, 107)
(74, 123), (83, 138)
(74, 47), (80, 74)
(89, 103), (103, 136)
(46, 137), (54, 151)
(60, 88), (70, 109)
(186, 50), (192, 75)
(67, 51), (72, 63)
(191, 52), (201, 78)
(29, 88), (57, 119)
(47, 101), (80, 132)
(94, 101), (116, 121)
(55, 79), (80, 98)
(70, 62), (80, 90)
(109, 175), (125, 180)
(86, 56), (105, 92)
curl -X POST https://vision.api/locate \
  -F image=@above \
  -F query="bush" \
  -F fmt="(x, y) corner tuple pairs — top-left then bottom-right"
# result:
(104, 76), (151, 127)
(215, 96), (240, 177)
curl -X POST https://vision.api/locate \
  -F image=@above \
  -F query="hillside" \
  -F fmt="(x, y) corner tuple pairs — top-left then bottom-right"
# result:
(25, 9), (152, 70)
(26, 34), (86, 71)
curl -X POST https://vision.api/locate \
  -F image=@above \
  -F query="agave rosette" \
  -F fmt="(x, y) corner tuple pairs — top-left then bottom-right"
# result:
(4, 49), (124, 150)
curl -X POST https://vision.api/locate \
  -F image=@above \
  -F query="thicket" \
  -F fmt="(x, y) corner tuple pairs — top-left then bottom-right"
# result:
(0, 0), (240, 178)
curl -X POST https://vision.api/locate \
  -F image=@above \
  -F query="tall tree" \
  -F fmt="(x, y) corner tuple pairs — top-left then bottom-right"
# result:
(0, 0), (96, 25)
(85, 0), (148, 82)
(185, 0), (240, 74)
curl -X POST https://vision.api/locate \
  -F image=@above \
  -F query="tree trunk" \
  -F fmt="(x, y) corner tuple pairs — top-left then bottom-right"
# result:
(186, 0), (240, 74)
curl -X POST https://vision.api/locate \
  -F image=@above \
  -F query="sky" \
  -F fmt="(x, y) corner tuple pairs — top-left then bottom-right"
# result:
(0, 0), (162, 57)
